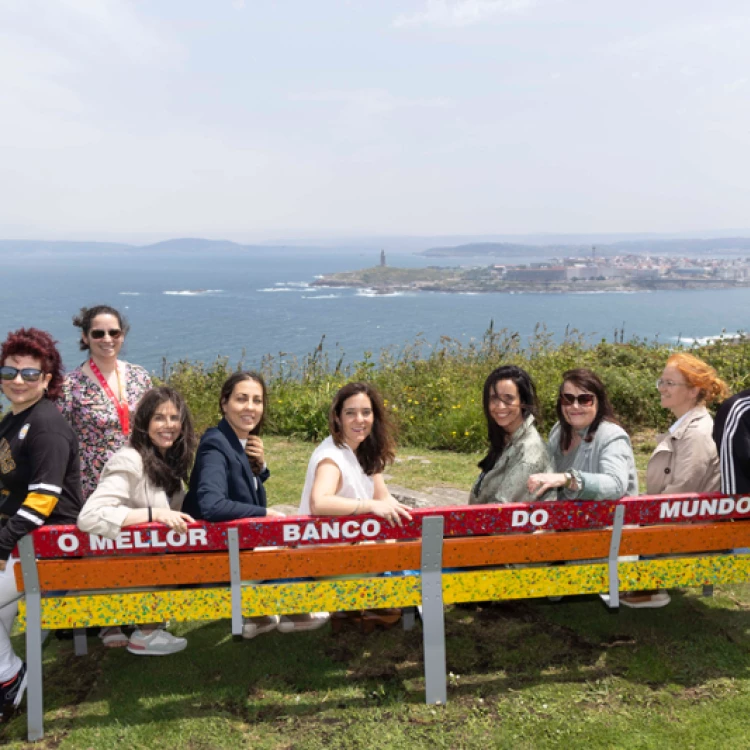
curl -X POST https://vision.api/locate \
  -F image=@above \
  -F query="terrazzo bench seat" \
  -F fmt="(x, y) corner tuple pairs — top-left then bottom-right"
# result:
(14, 494), (750, 741)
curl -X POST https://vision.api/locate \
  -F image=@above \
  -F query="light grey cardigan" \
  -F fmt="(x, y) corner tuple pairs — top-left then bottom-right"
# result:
(470, 415), (555, 505)
(547, 420), (638, 501)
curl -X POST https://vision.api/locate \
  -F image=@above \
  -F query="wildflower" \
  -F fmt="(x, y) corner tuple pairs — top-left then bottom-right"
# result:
(414, 401), (419, 405)
(464, 431), (470, 437)
(451, 431), (457, 437)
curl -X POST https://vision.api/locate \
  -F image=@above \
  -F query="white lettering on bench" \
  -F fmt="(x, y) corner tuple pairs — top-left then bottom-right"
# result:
(117, 531), (132, 549)
(281, 519), (382, 543)
(166, 531), (187, 546)
(321, 521), (339, 540)
(133, 531), (150, 549)
(57, 533), (80, 553)
(188, 528), (208, 547)
(90, 535), (114, 551)
(659, 496), (750, 521)
(511, 509), (549, 528)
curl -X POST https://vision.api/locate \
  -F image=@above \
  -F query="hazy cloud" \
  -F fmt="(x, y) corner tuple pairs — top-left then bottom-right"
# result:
(291, 89), (453, 115)
(393, 0), (537, 29)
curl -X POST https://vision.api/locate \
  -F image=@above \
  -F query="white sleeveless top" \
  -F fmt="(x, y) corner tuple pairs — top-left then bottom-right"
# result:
(299, 435), (374, 514)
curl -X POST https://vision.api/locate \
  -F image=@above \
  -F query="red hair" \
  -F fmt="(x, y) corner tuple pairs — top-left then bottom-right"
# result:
(1, 328), (65, 400)
(666, 352), (729, 405)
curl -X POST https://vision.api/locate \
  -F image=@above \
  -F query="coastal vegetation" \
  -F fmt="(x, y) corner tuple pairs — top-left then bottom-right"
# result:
(162, 323), (750, 452)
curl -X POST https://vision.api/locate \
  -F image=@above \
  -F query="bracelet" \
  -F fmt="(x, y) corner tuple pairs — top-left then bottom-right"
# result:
(351, 499), (362, 516)
(148, 507), (152, 523)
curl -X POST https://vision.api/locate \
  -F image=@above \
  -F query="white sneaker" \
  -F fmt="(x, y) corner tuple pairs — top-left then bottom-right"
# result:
(277, 613), (330, 633)
(619, 591), (671, 609)
(242, 615), (280, 639)
(127, 628), (187, 655)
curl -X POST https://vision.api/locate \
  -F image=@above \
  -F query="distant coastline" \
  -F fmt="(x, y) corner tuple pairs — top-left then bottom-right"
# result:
(313, 262), (750, 295)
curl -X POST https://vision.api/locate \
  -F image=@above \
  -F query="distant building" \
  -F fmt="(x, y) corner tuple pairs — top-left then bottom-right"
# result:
(380, 249), (386, 267)
(506, 267), (566, 283)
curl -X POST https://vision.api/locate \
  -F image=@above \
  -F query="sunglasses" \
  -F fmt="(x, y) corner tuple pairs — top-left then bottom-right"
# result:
(560, 392), (595, 407)
(0, 366), (44, 383)
(89, 329), (123, 340)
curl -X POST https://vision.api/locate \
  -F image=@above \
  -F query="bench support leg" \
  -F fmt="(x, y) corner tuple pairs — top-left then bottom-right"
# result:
(18, 535), (44, 741)
(73, 629), (88, 656)
(421, 516), (446, 705)
(605, 505), (626, 610)
(702, 585), (714, 598)
(227, 528), (243, 637)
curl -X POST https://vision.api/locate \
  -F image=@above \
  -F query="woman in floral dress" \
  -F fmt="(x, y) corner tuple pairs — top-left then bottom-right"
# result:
(59, 305), (152, 501)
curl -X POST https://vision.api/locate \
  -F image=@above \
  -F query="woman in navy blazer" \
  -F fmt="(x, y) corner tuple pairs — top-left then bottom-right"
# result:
(185, 372), (326, 637)
(185, 371), (282, 521)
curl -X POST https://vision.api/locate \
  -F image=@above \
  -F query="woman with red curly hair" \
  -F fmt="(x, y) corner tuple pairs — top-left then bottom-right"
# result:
(0, 328), (83, 721)
(623, 352), (729, 609)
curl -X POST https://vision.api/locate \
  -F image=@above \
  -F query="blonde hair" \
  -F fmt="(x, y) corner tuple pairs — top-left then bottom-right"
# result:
(666, 353), (729, 405)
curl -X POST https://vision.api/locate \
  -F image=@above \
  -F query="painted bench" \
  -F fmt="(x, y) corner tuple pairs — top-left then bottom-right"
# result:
(14, 491), (750, 741)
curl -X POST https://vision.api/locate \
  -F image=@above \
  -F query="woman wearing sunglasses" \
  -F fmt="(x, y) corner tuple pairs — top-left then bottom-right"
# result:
(527, 368), (638, 501)
(470, 365), (554, 505)
(59, 305), (152, 500)
(0, 328), (83, 721)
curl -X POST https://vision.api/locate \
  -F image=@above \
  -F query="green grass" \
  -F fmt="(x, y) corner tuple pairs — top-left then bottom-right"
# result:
(2, 438), (747, 749)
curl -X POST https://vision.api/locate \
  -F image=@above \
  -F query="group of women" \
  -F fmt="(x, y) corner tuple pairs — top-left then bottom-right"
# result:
(0, 304), (733, 719)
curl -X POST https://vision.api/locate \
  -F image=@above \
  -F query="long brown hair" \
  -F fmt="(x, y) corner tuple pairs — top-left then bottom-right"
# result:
(130, 387), (196, 496)
(329, 382), (396, 475)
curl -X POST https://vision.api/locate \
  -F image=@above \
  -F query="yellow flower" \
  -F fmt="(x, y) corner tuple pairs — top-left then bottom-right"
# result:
(414, 401), (419, 405)
(451, 431), (457, 437)
(464, 431), (470, 437)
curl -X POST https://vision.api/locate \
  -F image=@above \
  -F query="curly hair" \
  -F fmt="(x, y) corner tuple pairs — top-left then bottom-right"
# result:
(556, 368), (620, 452)
(666, 353), (729, 405)
(478, 365), (540, 473)
(1, 328), (65, 400)
(72, 305), (130, 351)
(130, 387), (197, 496)
(329, 382), (396, 475)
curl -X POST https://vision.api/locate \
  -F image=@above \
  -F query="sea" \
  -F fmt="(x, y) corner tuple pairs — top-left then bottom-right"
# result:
(1, 247), (748, 377)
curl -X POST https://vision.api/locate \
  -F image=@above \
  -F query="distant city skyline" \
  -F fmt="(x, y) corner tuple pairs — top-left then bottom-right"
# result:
(2, 1), (749, 241)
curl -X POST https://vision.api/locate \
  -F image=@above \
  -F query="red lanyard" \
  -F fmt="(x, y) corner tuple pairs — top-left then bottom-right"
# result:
(89, 359), (130, 437)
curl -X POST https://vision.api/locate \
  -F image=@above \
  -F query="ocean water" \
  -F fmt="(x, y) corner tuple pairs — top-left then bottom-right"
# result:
(1, 248), (748, 375)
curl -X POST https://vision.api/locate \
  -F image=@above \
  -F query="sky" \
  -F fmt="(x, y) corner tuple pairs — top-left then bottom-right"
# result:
(1, 0), (749, 243)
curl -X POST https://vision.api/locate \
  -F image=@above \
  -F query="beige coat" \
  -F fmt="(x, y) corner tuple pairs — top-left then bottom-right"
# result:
(77, 447), (185, 539)
(645, 406), (719, 495)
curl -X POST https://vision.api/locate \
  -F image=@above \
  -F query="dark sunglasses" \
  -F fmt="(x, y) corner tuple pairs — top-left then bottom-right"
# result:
(0, 366), (44, 383)
(560, 392), (595, 407)
(89, 329), (123, 340)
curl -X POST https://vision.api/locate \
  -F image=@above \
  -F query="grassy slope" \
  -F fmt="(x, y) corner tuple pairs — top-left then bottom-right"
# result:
(6, 436), (750, 750)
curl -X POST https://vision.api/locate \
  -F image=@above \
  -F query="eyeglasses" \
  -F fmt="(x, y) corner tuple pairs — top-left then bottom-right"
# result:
(89, 329), (122, 340)
(0, 366), (44, 383)
(560, 392), (596, 407)
(656, 379), (688, 389)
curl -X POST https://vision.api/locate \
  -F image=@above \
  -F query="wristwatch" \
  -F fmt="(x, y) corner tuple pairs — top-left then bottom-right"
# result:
(563, 472), (574, 489)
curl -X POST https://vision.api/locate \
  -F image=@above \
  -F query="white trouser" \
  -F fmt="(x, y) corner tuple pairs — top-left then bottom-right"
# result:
(0, 558), (22, 683)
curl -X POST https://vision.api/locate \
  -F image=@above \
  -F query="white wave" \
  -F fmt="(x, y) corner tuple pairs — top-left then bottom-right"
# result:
(163, 289), (223, 296)
(677, 332), (745, 345)
(118, 292), (141, 296)
(303, 294), (340, 299)
(356, 288), (405, 298)
(258, 287), (299, 293)
(275, 281), (309, 288)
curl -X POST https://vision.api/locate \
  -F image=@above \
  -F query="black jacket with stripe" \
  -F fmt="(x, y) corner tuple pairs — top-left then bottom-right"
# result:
(713, 389), (750, 495)
(0, 398), (83, 560)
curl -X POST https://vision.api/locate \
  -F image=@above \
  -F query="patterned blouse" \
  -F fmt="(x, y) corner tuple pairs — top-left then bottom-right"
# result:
(59, 362), (152, 499)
